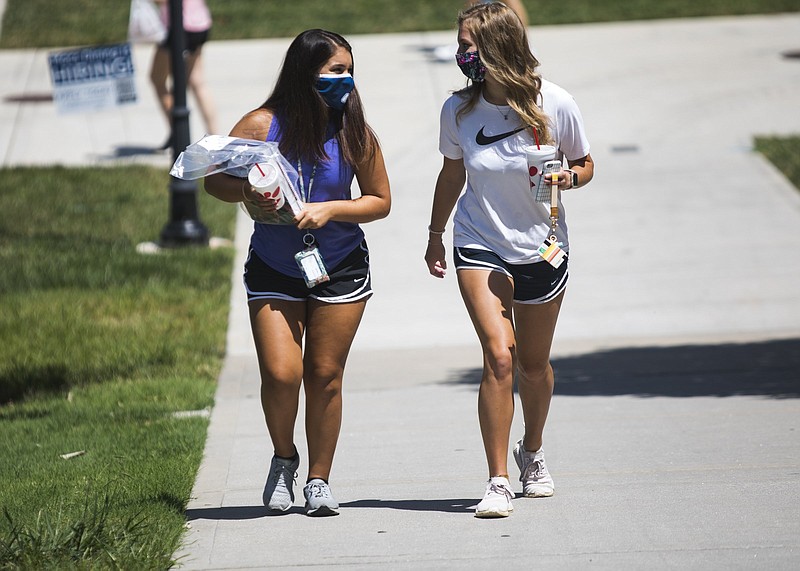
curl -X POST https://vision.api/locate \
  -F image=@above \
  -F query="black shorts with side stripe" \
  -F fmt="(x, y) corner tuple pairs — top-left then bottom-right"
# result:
(244, 240), (372, 304)
(453, 247), (568, 304)
(160, 29), (210, 54)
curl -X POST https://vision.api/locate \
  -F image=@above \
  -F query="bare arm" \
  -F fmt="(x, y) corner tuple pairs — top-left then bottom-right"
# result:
(546, 152), (595, 190)
(203, 108), (272, 204)
(424, 156), (467, 278)
(294, 143), (391, 230)
(567, 153), (594, 188)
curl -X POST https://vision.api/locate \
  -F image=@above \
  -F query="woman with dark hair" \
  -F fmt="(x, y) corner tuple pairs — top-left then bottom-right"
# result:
(424, 3), (593, 518)
(205, 29), (391, 517)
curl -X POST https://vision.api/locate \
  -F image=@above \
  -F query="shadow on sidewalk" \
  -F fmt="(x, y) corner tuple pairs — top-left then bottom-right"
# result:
(340, 498), (475, 513)
(185, 499), (477, 520)
(108, 145), (165, 158)
(445, 338), (800, 399)
(185, 505), (301, 521)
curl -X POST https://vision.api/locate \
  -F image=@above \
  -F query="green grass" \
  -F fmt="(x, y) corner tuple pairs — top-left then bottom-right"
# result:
(0, 380), (211, 569)
(755, 135), (800, 191)
(1, 0), (798, 48)
(0, 166), (235, 568)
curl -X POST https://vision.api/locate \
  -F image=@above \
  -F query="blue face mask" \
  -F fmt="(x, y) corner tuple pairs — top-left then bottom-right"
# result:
(316, 73), (355, 110)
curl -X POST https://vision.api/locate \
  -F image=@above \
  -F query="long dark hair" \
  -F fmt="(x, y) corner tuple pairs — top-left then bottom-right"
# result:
(262, 29), (378, 167)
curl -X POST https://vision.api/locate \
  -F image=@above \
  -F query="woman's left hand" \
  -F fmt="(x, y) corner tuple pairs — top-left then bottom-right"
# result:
(544, 171), (570, 191)
(295, 202), (334, 230)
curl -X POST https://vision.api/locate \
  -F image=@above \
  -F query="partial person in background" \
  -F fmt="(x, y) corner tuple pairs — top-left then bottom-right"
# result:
(204, 29), (391, 517)
(480, 0), (527, 26)
(150, 0), (218, 149)
(424, 2), (593, 518)
(434, 0), (528, 61)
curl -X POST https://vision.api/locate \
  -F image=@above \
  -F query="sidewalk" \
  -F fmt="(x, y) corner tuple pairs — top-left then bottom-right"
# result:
(2, 14), (800, 569)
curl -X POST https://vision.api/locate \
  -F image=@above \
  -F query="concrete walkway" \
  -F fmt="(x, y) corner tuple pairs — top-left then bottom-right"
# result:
(2, 14), (799, 569)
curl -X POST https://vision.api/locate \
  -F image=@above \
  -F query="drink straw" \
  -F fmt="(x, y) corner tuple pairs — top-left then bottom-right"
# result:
(255, 163), (265, 176)
(532, 127), (540, 150)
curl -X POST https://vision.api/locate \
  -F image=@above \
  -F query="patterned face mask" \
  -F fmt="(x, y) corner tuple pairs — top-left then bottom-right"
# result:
(455, 51), (486, 82)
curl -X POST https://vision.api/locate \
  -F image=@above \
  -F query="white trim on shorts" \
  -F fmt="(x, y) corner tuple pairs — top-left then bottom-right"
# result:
(454, 248), (512, 278)
(309, 268), (373, 304)
(454, 247), (568, 305)
(515, 270), (568, 305)
(243, 243), (373, 305)
(244, 287), (372, 304)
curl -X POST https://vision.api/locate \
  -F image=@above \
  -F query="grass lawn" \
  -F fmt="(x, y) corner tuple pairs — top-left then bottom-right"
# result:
(0, 166), (235, 568)
(755, 135), (800, 191)
(0, 0), (798, 48)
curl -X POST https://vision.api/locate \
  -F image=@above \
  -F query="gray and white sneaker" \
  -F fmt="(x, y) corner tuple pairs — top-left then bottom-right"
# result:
(303, 478), (339, 517)
(475, 476), (515, 518)
(263, 453), (299, 511)
(513, 439), (554, 498)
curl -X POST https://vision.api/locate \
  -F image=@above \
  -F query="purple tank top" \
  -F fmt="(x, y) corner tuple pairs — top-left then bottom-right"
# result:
(249, 115), (364, 277)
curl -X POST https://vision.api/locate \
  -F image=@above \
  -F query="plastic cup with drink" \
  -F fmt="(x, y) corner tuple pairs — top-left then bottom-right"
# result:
(248, 161), (286, 209)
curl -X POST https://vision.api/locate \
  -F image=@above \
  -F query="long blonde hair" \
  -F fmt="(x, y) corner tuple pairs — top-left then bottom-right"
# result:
(455, 2), (552, 144)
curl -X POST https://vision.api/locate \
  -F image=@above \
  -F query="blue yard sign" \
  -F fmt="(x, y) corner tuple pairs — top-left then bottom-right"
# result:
(48, 43), (137, 114)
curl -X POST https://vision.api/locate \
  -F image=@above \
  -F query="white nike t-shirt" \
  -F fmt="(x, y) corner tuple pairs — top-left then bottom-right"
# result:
(439, 79), (590, 263)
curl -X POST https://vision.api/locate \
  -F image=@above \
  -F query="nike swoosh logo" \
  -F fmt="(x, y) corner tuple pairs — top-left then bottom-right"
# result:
(476, 126), (526, 146)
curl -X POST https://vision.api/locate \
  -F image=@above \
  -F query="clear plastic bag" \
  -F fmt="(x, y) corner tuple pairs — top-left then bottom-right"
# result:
(170, 135), (304, 224)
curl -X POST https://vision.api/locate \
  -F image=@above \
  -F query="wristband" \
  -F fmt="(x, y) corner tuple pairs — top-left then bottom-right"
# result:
(428, 225), (445, 235)
(564, 168), (579, 189)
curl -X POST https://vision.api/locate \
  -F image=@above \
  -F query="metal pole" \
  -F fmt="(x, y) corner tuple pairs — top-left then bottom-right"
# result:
(160, 0), (209, 247)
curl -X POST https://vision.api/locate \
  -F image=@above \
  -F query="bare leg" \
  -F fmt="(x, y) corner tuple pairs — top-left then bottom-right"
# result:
(249, 299), (305, 459)
(185, 48), (219, 135)
(457, 269), (516, 478)
(301, 299), (368, 481)
(513, 290), (565, 452)
(149, 45), (172, 129)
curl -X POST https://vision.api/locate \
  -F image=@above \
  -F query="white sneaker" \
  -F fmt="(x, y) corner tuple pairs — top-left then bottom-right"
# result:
(475, 476), (514, 518)
(303, 479), (339, 517)
(262, 453), (299, 511)
(513, 439), (554, 497)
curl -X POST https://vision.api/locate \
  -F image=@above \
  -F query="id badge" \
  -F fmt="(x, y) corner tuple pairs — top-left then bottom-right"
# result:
(294, 246), (330, 288)
(537, 238), (568, 269)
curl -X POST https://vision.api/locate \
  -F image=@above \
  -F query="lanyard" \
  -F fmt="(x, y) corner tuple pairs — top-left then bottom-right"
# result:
(296, 160), (317, 202)
(529, 125), (560, 240)
(297, 159), (318, 248)
(549, 175), (559, 241)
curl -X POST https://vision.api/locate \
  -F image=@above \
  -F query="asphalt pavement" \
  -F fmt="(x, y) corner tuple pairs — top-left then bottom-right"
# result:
(2, 13), (799, 570)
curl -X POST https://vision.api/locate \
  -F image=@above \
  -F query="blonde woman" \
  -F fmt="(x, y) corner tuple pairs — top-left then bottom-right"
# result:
(424, 2), (594, 518)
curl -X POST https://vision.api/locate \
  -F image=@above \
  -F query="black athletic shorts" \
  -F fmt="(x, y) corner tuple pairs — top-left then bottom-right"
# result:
(160, 29), (210, 54)
(454, 247), (568, 304)
(244, 240), (372, 304)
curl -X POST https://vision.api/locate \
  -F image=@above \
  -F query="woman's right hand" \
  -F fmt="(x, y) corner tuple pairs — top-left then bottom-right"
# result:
(425, 157), (465, 279)
(425, 241), (448, 278)
(242, 184), (279, 213)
